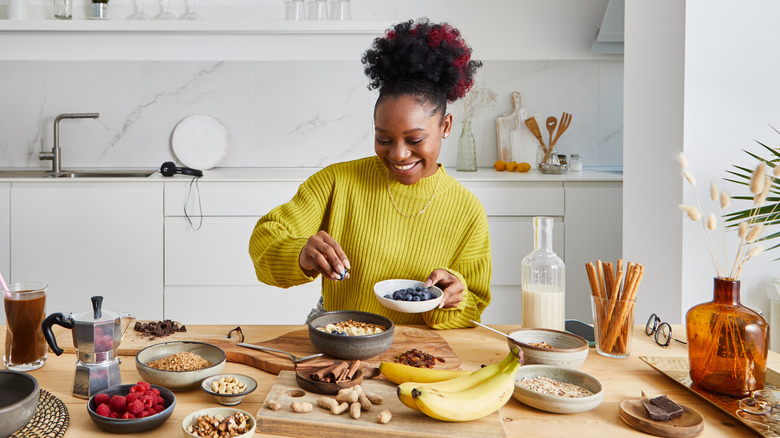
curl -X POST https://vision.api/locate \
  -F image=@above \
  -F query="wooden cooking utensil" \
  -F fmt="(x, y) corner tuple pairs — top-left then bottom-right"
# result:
(524, 117), (545, 148)
(550, 112), (572, 147)
(546, 116), (558, 147)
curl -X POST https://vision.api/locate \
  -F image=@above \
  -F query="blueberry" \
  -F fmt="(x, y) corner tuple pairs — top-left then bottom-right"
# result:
(415, 286), (423, 292)
(406, 288), (414, 293)
(384, 294), (392, 299)
(404, 295), (414, 301)
(421, 292), (430, 301)
(413, 296), (421, 301)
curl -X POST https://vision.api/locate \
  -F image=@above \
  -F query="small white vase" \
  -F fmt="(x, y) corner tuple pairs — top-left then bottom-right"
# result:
(91, 2), (108, 19)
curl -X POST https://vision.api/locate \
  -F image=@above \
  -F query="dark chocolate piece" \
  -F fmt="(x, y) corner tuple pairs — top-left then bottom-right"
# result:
(650, 395), (684, 419)
(642, 401), (671, 421)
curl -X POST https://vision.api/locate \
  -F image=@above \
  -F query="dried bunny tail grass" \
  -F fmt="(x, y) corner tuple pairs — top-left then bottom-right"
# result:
(679, 204), (701, 221)
(750, 162), (767, 194)
(755, 175), (772, 206)
(738, 222), (748, 239)
(774, 164), (780, 177)
(710, 181), (719, 201)
(707, 213), (717, 231)
(720, 191), (731, 209)
(746, 223), (764, 243)
(747, 244), (766, 258)
(683, 170), (697, 186)
(677, 152), (689, 169)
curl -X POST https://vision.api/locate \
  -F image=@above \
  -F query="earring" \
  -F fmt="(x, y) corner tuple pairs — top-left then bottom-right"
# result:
(443, 133), (448, 138)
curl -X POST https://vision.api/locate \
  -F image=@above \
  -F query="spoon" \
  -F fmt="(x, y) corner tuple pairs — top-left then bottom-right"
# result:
(545, 116), (558, 148)
(469, 319), (517, 342)
(237, 343), (324, 363)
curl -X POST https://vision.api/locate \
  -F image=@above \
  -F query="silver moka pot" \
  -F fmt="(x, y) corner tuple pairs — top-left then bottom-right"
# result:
(42, 296), (135, 398)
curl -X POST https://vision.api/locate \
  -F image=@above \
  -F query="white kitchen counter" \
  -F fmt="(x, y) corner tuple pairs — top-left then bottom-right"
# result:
(0, 167), (621, 183)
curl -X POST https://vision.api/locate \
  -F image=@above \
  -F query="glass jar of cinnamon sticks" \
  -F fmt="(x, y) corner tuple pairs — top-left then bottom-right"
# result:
(586, 259), (645, 358)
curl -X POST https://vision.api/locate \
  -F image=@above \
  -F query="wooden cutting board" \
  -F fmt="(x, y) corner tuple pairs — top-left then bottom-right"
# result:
(52, 324), (461, 375)
(257, 370), (507, 438)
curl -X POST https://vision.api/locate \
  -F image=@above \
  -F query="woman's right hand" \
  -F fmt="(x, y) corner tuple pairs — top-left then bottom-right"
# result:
(299, 230), (351, 281)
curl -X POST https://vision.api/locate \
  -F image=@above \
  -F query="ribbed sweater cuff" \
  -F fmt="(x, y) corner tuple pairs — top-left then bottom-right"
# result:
(269, 236), (317, 284)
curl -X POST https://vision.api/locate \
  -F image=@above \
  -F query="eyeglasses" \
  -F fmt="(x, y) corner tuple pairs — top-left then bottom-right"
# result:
(645, 314), (687, 347)
(737, 389), (780, 431)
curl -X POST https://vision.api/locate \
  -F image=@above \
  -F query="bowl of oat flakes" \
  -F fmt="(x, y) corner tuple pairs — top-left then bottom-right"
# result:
(513, 365), (604, 414)
(136, 341), (226, 390)
(308, 311), (394, 360)
(506, 328), (589, 369)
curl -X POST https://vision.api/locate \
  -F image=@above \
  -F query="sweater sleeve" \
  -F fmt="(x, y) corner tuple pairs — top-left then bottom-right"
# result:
(423, 212), (492, 329)
(248, 172), (332, 288)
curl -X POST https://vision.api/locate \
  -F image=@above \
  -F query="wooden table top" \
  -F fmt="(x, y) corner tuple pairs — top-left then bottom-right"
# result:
(4, 324), (775, 437)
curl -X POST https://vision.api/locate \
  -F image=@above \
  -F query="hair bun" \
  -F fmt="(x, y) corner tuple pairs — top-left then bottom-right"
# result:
(362, 18), (482, 103)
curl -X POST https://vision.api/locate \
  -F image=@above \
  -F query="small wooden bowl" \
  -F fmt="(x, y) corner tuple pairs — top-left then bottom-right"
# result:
(294, 367), (363, 395)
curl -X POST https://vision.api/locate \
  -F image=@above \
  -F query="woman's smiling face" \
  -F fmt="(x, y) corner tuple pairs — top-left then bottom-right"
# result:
(374, 95), (452, 185)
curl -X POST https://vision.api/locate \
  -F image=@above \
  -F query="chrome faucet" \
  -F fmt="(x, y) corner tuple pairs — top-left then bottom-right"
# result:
(39, 113), (100, 173)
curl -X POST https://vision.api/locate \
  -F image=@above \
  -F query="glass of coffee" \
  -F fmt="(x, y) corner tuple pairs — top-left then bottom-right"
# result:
(4, 282), (48, 371)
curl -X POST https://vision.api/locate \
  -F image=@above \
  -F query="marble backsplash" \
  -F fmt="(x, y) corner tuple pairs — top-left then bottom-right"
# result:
(0, 59), (623, 170)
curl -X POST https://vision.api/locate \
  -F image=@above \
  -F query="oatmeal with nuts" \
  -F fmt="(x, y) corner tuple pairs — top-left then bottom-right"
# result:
(316, 320), (386, 336)
(146, 352), (212, 371)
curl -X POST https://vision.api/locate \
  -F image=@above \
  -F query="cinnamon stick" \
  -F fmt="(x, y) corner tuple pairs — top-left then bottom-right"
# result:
(295, 360), (335, 370)
(329, 361), (350, 382)
(311, 363), (341, 381)
(345, 360), (361, 381)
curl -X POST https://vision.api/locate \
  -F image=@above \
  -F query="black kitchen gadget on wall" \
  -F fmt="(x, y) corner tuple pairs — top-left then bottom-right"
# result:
(160, 161), (203, 177)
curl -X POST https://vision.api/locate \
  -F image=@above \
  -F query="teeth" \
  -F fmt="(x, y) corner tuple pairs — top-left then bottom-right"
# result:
(394, 163), (415, 171)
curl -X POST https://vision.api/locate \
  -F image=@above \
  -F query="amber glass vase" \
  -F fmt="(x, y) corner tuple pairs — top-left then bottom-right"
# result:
(686, 277), (769, 397)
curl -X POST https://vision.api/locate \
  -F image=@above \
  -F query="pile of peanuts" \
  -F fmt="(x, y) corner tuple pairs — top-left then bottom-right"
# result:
(211, 376), (247, 395)
(264, 385), (391, 424)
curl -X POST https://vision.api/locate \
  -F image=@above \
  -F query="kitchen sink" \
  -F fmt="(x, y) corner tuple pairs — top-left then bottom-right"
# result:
(0, 169), (157, 179)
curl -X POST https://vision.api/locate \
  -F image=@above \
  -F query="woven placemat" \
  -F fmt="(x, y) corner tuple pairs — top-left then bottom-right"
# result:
(10, 389), (69, 438)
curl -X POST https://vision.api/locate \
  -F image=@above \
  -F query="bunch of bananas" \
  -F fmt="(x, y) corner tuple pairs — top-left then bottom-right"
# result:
(379, 350), (522, 422)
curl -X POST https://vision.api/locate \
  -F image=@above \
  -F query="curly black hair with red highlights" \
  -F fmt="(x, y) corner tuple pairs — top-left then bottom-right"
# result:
(362, 18), (482, 117)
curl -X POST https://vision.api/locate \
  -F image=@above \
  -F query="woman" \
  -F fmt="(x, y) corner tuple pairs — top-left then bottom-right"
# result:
(249, 18), (491, 329)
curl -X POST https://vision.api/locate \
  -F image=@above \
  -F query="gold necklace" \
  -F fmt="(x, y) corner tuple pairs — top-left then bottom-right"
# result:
(386, 169), (441, 218)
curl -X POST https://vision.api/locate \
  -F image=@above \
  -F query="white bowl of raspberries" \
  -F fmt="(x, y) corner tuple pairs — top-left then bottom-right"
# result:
(374, 279), (444, 313)
(87, 381), (176, 433)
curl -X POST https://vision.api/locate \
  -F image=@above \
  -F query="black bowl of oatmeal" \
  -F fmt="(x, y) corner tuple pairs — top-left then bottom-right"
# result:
(135, 341), (226, 390)
(307, 311), (394, 360)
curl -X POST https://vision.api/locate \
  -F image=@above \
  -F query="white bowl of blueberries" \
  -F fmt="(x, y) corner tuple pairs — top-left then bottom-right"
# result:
(374, 279), (444, 313)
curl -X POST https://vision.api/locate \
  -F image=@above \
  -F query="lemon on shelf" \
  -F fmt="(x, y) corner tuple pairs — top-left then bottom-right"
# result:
(494, 160), (507, 171)
(506, 161), (518, 172)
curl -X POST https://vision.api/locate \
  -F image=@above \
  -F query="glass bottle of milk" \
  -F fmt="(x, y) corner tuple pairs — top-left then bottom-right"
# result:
(521, 217), (565, 330)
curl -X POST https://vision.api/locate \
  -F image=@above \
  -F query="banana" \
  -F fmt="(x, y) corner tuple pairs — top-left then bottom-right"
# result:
(411, 353), (522, 422)
(379, 362), (471, 384)
(396, 352), (517, 411)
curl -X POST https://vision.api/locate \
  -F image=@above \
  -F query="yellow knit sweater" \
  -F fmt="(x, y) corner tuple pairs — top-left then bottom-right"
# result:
(249, 156), (492, 329)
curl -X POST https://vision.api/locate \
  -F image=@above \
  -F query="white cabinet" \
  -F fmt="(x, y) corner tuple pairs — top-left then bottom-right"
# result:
(163, 181), (320, 324)
(10, 183), (163, 320)
(0, 183), (9, 322)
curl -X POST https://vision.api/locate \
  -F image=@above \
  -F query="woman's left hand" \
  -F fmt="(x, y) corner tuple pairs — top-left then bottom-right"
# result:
(425, 269), (464, 309)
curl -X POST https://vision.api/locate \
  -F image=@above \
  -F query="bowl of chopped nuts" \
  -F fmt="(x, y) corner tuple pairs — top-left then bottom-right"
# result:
(512, 365), (604, 414)
(136, 341), (226, 390)
(308, 311), (394, 360)
(201, 374), (257, 406)
(374, 279), (444, 313)
(182, 407), (255, 438)
(506, 328), (589, 369)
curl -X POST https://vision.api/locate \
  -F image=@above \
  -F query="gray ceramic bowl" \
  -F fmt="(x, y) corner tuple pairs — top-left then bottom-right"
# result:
(0, 370), (39, 437)
(182, 407), (256, 438)
(200, 374), (257, 406)
(87, 383), (176, 433)
(308, 310), (394, 360)
(513, 365), (604, 414)
(136, 341), (226, 389)
(507, 328), (589, 369)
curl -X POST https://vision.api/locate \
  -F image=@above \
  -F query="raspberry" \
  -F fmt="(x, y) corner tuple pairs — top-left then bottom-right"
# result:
(127, 399), (144, 416)
(126, 392), (140, 404)
(153, 404), (166, 413)
(109, 395), (127, 412)
(95, 403), (111, 417)
(130, 385), (144, 394)
(137, 381), (151, 392)
(121, 412), (136, 420)
(137, 410), (152, 418)
(155, 396), (165, 405)
(94, 393), (110, 405)
(110, 411), (120, 419)
(142, 393), (156, 408)
(150, 388), (160, 396)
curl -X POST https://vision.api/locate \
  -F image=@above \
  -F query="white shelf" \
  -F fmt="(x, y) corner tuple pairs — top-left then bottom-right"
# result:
(0, 20), (393, 35)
